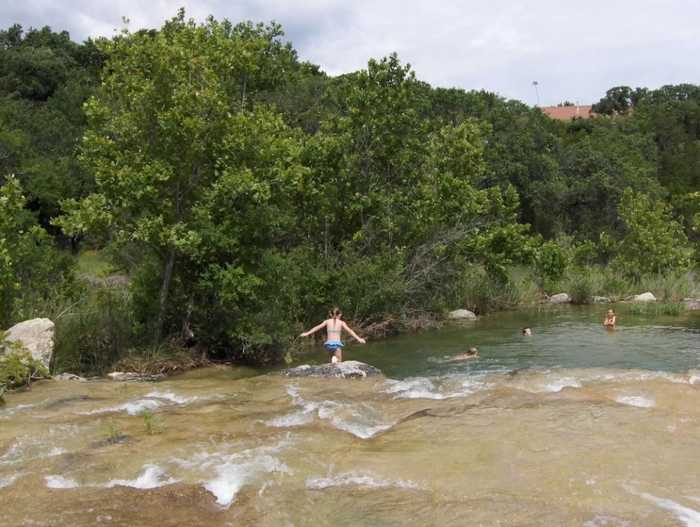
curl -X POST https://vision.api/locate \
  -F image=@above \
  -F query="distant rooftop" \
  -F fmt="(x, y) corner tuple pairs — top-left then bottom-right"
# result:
(540, 105), (596, 120)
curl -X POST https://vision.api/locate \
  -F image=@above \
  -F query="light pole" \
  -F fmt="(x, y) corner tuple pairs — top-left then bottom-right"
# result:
(532, 80), (540, 107)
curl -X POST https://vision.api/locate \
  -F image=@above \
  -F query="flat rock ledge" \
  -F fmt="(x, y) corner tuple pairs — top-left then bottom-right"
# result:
(282, 360), (382, 379)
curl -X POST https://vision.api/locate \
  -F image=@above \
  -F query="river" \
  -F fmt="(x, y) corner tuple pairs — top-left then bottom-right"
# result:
(1, 306), (699, 526)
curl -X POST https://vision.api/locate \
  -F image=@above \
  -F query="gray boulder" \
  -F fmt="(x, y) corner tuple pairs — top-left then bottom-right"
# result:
(3, 318), (55, 369)
(447, 309), (477, 320)
(282, 360), (382, 379)
(633, 292), (656, 303)
(593, 296), (611, 304)
(683, 298), (700, 311)
(549, 293), (571, 304)
(54, 373), (87, 382)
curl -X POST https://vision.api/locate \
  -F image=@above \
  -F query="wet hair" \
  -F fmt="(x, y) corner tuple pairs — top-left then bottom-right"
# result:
(467, 347), (478, 355)
(329, 307), (342, 319)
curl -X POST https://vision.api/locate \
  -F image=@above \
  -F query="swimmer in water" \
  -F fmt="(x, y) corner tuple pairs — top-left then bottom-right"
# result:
(300, 307), (366, 363)
(448, 347), (479, 362)
(603, 309), (616, 328)
(522, 327), (532, 336)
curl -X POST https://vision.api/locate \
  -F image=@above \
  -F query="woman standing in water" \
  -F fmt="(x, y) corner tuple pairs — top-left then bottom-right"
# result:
(300, 307), (366, 363)
(603, 309), (617, 328)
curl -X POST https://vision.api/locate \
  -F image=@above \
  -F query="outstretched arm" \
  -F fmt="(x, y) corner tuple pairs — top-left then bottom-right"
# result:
(300, 320), (326, 338)
(342, 321), (366, 344)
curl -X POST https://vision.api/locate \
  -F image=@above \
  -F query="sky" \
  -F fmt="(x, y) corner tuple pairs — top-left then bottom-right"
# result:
(1, 1), (699, 106)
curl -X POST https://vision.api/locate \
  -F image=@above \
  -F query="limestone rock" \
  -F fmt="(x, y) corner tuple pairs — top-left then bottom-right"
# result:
(593, 296), (611, 304)
(633, 292), (656, 303)
(54, 373), (87, 382)
(282, 360), (382, 379)
(683, 298), (700, 311)
(549, 293), (571, 304)
(3, 318), (55, 369)
(447, 309), (477, 320)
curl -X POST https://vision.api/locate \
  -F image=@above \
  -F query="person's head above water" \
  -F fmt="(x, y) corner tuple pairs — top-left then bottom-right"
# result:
(329, 307), (342, 319)
(467, 347), (479, 356)
(522, 327), (532, 336)
(607, 309), (615, 317)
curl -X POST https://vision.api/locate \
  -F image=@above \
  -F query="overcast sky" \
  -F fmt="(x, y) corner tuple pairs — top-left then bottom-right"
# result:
(2, 1), (698, 105)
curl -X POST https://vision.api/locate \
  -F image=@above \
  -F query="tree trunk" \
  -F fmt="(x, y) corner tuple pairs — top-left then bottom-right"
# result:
(155, 248), (176, 343)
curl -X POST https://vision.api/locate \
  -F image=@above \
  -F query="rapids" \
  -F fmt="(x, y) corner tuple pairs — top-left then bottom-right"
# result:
(1, 306), (699, 526)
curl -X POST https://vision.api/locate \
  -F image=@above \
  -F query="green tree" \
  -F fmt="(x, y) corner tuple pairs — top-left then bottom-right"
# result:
(613, 189), (690, 278)
(0, 176), (72, 326)
(57, 11), (303, 343)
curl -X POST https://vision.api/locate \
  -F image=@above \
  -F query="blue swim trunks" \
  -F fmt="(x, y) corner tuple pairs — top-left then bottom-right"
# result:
(324, 340), (344, 353)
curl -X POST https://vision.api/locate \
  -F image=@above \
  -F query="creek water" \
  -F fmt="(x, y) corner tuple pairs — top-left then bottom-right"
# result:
(1, 305), (699, 526)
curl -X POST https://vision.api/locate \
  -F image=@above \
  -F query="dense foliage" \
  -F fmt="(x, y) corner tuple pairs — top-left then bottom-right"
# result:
(1, 11), (699, 370)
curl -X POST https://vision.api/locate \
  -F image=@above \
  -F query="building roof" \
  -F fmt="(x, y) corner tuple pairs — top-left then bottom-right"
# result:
(540, 105), (595, 120)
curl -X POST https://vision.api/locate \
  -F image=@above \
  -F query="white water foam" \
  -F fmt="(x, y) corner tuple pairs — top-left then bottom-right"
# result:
(0, 472), (23, 489)
(45, 475), (79, 489)
(540, 377), (582, 393)
(583, 515), (631, 527)
(81, 391), (200, 416)
(638, 492), (700, 527)
(205, 455), (290, 507)
(384, 375), (490, 400)
(173, 438), (293, 508)
(104, 464), (178, 489)
(615, 395), (655, 408)
(265, 410), (315, 428)
(306, 471), (422, 491)
(267, 385), (395, 439)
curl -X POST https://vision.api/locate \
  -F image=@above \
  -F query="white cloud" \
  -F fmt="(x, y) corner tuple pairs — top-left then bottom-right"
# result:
(1, 0), (698, 105)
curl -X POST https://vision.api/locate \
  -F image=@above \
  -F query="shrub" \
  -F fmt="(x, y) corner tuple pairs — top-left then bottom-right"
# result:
(0, 335), (49, 393)
(53, 284), (135, 375)
(534, 241), (569, 293)
(566, 269), (594, 304)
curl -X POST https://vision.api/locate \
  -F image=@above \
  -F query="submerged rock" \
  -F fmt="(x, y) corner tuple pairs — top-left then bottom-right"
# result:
(447, 309), (477, 320)
(3, 318), (54, 369)
(633, 292), (656, 303)
(549, 293), (571, 304)
(282, 360), (382, 379)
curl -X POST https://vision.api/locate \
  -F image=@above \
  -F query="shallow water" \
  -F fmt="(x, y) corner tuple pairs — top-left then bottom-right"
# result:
(1, 306), (699, 526)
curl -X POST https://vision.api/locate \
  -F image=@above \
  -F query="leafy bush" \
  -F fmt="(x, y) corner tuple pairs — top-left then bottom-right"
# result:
(0, 335), (49, 394)
(460, 267), (522, 314)
(566, 269), (594, 304)
(613, 189), (691, 279)
(53, 285), (135, 375)
(534, 241), (569, 293)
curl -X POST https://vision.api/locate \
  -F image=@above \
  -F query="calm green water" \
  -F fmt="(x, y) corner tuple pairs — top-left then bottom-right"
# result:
(302, 305), (700, 377)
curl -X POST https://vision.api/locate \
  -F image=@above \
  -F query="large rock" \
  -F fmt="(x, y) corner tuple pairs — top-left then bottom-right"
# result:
(683, 298), (700, 311)
(282, 360), (382, 379)
(593, 296), (611, 304)
(54, 373), (87, 382)
(549, 293), (571, 304)
(447, 309), (477, 320)
(633, 292), (656, 303)
(3, 318), (55, 369)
